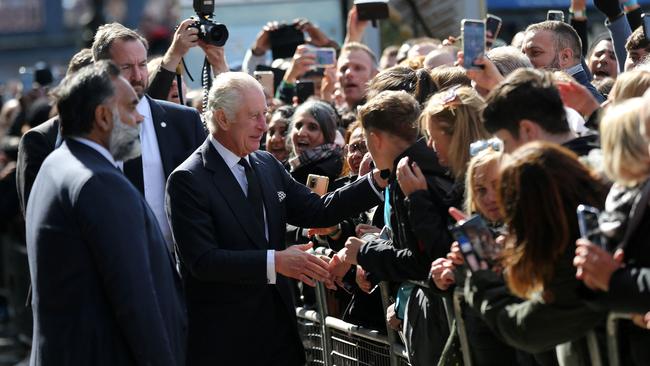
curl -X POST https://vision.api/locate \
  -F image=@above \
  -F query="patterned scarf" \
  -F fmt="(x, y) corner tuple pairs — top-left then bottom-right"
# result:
(289, 143), (342, 172)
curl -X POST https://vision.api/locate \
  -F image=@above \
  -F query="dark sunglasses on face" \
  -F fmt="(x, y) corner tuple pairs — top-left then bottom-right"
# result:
(347, 141), (367, 154)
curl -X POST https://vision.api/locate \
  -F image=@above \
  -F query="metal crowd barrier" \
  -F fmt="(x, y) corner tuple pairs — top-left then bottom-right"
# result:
(606, 312), (632, 366)
(295, 252), (411, 366)
(296, 248), (631, 366)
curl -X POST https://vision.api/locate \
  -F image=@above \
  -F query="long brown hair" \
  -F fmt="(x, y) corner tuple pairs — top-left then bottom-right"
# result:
(498, 142), (606, 298)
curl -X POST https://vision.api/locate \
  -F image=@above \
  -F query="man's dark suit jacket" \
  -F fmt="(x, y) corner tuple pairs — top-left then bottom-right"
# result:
(166, 139), (381, 366)
(26, 139), (187, 365)
(16, 96), (206, 214)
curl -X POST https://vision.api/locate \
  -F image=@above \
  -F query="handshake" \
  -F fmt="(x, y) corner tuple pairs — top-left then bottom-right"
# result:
(275, 224), (381, 290)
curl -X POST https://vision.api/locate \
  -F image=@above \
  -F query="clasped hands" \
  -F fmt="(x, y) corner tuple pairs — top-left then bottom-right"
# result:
(275, 237), (367, 290)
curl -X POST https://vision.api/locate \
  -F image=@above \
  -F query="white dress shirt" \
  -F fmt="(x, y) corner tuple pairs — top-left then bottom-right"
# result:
(209, 135), (276, 284)
(137, 97), (173, 251)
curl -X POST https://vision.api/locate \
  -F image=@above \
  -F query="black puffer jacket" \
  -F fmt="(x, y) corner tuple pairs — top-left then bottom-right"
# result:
(358, 138), (457, 282)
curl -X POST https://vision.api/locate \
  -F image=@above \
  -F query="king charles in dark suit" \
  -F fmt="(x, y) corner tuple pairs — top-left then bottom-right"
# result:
(26, 62), (187, 365)
(166, 72), (385, 366)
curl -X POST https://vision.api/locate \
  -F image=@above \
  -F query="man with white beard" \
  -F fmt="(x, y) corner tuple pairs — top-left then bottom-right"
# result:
(25, 61), (187, 366)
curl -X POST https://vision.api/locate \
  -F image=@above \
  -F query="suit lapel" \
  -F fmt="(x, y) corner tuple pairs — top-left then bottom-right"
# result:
(147, 96), (175, 177)
(250, 154), (281, 249)
(202, 141), (268, 249)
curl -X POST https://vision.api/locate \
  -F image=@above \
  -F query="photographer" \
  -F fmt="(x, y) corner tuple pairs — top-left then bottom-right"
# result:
(147, 17), (229, 101)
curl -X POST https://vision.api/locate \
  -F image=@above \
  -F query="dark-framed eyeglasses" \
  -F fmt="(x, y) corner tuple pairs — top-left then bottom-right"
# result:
(347, 141), (368, 155)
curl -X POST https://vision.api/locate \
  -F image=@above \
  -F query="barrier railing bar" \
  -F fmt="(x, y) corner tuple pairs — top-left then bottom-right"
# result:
(606, 312), (632, 366)
(452, 289), (473, 366)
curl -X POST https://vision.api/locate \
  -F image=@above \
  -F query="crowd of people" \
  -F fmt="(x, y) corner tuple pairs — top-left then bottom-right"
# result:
(1, 0), (650, 365)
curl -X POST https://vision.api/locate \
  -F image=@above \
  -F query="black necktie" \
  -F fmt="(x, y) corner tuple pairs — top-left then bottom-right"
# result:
(123, 156), (145, 195)
(238, 158), (265, 230)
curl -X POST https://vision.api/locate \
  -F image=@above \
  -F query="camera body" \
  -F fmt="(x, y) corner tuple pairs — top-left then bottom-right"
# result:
(190, 0), (229, 47)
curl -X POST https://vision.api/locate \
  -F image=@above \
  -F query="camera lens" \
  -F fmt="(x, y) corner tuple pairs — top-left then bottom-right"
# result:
(205, 23), (229, 47)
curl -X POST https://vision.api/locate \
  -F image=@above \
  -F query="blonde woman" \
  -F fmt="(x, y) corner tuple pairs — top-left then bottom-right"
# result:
(574, 98), (650, 365)
(417, 85), (490, 182)
(608, 69), (650, 103)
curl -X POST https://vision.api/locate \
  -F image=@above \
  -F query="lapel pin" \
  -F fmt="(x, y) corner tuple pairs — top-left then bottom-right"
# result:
(160, 122), (167, 128)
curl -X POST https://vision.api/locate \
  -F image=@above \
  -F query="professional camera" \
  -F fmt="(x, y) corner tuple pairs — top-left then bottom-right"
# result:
(189, 0), (229, 47)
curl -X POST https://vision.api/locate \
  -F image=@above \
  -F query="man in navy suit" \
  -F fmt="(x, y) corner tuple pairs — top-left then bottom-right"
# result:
(92, 22), (206, 249)
(26, 61), (187, 365)
(166, 72), (386, 365)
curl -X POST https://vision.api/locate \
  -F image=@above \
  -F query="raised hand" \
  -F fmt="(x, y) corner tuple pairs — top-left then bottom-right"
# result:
(344, 6), (369, 44)
(573, 239), (624, 291)
(162, 18), (200, 72)
(328, 253), (352, 287)
(396, 157), (427, 196)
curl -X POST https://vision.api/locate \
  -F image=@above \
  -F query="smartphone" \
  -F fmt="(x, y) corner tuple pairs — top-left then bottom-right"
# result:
(577, 204), (604, 248)
(270, 24), (305, 59)
(253, 71), (275, 98)
(642, 13), (650, 40)
(547, 10), (565, 22)
(451, 215), (498, 271)
(461, 19), (485, 70)
(308, 47), (337, 67)
(485, 14), (502, 48)
(306, 174), (329, 196)
(354, 0), (389, 21)
(296, 80), (315, 103)
(451, 227), (485, 272)
(19, 66), (34, 91)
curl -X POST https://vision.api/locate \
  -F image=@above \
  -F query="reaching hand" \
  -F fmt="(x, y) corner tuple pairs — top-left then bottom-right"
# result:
(295, 18), (332, 47)
(573, 239), (624, 291)
(430, 258), (456, 290)
(251, 21), (280, 56)
(320, 66), (337, 103)
(555, 80), (600, 117)
(396, 157), (427, 197)
(355, 265), (372, 293)
(458, 53), (504, 92)
(275, 242), (333, 288)
(162, 18), (200, 72)
(307, 225), (339, 237)
(344, 6), (369, 44)
(355, 223), (381, 238)
(328, 253), (352, 287)
(198, 41), (229, 75)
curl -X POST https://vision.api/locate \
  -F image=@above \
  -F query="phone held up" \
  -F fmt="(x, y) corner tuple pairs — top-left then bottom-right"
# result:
(485, 14), (502, 48)
(306, 174), (329, 196)
(450, 214), (501, 272)
(461, 19), (486, 70)
(577, 204), (605, 249)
